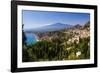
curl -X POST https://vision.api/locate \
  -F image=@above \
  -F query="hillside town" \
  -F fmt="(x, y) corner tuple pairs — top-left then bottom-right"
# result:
(36, 21), (90, 45)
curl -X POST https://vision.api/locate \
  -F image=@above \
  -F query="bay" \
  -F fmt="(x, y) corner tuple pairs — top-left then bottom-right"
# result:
(25, 33), (37, 45)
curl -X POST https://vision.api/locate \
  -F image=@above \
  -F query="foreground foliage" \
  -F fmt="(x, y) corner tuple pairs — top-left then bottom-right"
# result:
(22, 37), (90, 62)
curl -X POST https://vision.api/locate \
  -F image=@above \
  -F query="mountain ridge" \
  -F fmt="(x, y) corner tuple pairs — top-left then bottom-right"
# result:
(25, 23), (73, 33)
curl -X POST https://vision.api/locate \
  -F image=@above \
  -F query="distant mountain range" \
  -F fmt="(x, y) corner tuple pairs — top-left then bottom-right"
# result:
(25, 23), (73, 33)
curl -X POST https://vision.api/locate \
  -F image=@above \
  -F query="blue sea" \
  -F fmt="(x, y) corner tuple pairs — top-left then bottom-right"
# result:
(25, 33), (37, 45)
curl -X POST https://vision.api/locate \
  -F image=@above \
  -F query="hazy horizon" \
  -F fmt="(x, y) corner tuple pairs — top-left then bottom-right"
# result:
(22, 10), (90, 30)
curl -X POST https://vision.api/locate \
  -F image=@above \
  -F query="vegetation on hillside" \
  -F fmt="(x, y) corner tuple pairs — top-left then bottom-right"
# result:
(22, 21), (90, 62)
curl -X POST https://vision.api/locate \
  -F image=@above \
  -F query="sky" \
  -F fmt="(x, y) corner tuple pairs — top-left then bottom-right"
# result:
(22, 10), (90, 30)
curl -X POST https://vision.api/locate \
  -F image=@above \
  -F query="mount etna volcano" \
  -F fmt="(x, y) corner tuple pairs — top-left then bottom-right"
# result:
(25, 23), (73, 32)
